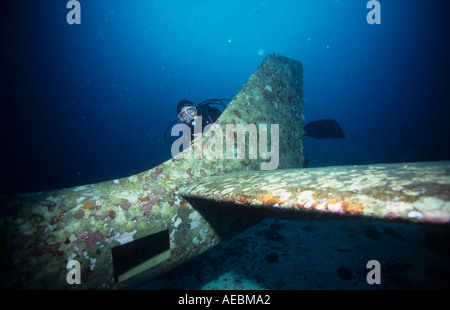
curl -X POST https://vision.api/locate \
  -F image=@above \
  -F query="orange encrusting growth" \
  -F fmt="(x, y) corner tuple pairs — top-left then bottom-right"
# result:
(259, 193), (282, 205)
(221, 195), (252, 204)
(83, 202), (94, 209)
(342, 201), (363, 213)
(235, 196), (252, 203)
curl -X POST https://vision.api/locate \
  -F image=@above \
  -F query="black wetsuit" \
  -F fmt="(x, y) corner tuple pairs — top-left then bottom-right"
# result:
(186, 104), (222, 140)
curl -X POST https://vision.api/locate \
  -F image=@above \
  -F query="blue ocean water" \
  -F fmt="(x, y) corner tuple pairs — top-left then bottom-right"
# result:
(2, 0), (449, 194)
(1, 0), (450, 292)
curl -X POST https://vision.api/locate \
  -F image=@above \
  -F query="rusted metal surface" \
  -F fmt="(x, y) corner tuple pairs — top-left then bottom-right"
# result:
(0, 54), (304, 289)
(180, 161), (450, 224)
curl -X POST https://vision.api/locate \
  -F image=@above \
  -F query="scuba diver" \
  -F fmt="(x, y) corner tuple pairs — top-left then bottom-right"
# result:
(164, 98), (230, 144)
(164, 98), (345, 167)
(165, 98), (345, 143)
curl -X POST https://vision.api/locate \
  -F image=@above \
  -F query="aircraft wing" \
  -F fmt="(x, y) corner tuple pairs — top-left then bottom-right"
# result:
(180, 162), (450, 225)
(1, 53), (448, 290)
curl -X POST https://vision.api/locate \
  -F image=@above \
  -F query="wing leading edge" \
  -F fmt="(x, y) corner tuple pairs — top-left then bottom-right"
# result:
(180, 161), (450, 225)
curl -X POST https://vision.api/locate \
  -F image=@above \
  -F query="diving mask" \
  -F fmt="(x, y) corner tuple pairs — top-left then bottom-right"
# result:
(178, 106), (197, 122)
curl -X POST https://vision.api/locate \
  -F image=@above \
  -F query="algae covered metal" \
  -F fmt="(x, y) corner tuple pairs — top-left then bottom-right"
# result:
(0, 54), (304, 289)
(1, 53), (448, 290)
(180, 161), (450, 224)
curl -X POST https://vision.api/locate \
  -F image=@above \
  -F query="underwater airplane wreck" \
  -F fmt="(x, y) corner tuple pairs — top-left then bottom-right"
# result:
(0, 54), (449, 289)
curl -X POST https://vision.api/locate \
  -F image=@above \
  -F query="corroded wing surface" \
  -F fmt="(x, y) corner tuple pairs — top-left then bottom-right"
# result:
(180, 161), (450, 224)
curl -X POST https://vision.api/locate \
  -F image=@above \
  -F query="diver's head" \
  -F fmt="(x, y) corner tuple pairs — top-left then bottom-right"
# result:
(177, 100), (197, 124)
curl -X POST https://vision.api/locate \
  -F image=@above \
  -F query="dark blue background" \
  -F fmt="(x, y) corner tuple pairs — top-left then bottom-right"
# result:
(2, 0), (449, 194)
